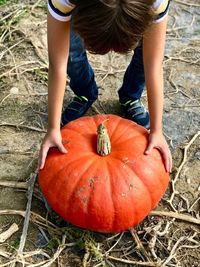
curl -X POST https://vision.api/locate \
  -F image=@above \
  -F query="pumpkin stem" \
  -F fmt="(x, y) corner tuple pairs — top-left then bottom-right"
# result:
(97, 122), (111, 156)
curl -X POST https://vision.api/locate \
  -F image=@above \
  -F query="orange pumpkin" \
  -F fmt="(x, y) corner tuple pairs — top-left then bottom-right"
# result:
(39, 114), (169, 233)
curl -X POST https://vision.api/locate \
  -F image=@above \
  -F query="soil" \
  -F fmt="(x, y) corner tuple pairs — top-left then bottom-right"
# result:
(0, 0), (199, 266)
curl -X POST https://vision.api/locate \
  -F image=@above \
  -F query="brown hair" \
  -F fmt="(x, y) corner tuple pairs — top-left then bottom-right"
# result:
(71, 0), (154, 54)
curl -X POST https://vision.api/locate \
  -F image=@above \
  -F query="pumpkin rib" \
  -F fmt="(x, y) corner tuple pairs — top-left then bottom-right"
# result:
(47, 154), (90, 181)
(40, 153), (96, 203)
(136, 152), (168, 190)
(111, 126), (142, 145)
(86, 159), (116, 232)
(109, 138), (143, 166)
(130, 154), (167, 207)
(62, 127), (93, 141)
(66, 163), (96, 225)
(65, 116), (98, 136)
(119, 150), (166, 208)
(113, 134), (146, 145)
(107, 115), (126, 140)
(93, 114), (111, 126)
(91, 115), (110, 132)
(106, 158), (138, 229)
(110, 135), (167, 201)
(111, 116), (147, 142)
(110, 127), (148, 150)
(109, 154), (154, 210)
(60, 155), (98, 224)
(104, 159), (116, 231)
(110, 156), (153, 206)
(148, 148), (166, 171)
(108, 116), (137, 143)
(112, 144), (167, 193)
(40, 143), (94, 192)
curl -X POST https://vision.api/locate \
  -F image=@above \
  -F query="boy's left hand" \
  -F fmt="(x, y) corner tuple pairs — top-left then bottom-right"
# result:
(144, 131), (172, 173)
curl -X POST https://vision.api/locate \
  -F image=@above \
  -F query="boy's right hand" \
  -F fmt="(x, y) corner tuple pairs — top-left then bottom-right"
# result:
(38, 128), (67, 170)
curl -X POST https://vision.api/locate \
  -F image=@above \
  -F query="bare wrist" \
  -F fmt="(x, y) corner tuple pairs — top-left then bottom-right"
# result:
(47, 125), (60, 132)
(150, 126), (163, 134)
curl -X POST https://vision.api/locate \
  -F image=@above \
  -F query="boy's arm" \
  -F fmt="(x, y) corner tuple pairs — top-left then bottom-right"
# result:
(143, 17), (172, 172)
(47, 12), (70, 129)
(38, 12), (70, 169)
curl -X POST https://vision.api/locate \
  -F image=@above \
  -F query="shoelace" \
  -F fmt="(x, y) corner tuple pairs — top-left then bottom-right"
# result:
(74, 95), (88, 102)
(121, 99), (147, 118)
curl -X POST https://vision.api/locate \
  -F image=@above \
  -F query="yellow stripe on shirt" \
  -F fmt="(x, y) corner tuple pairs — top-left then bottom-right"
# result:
(154, 0), (169, 15)
(52, 0), (74, 14)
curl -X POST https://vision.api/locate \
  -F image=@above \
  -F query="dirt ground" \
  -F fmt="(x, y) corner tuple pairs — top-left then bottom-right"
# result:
(0, 0), (199, 266)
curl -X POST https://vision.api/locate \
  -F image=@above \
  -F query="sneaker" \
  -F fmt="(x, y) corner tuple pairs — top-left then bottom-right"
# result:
(120, 98), (150, 129)
(61, 95), (94, 126)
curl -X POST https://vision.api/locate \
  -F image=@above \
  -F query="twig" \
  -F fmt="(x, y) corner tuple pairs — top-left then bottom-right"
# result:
(0, 210), (59, 232)
(0, 149), (33, 155)
(0, 210), (25, 217)
(0, 250), (11, 259)
(129, 228), (154, 263)
(18, 173), (37, 253)
(171, 104), (200, 109)
(149, 211), (200, 225)
(0, 181), (28, 189)
(0, 122), (46, 133)
(0, 7), (23, 23)
(167, 15), (195, 34)
(0, 223), (19, 243)
(189, 197), (200, 212)
(161, 237), (185, 267)
(104, 232), (124, 255)
(0, 180), (45, 203)
(167, 69), (192, 99)
(38, 225), (49, 244)
(0, 60), (43, 79)
(22, 249), (50, 259)
(107, 256), (156, 266)
(167, 131), (200, 210)
(82, 241), (91, 267)
(0, 94), (11, 105)
(0, 39), (24, 61)
(174, 0), (200, 7)
(28, 235), (67, 267)
(145, 220), (173, 260)
(10, 172), (37, 266)
(165, 56), (200, 65)
(30, 0), (44, 12)
(91, 104), (102, 115)
(106, 233), (121, 241)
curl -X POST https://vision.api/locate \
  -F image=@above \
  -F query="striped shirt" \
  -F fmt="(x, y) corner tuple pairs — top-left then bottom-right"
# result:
(48, 0), (170, 23)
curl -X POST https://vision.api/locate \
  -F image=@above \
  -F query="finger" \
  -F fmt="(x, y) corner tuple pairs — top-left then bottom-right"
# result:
(159, 147), (170, 173)
(57, 143), (68, 154)
(39, 145), (49, 170)
(144, 142), (154, 155)
(166, 150), (172, 173)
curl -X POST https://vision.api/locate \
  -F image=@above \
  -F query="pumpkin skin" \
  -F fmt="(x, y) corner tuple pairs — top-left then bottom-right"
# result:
(39, 114), (169, 233)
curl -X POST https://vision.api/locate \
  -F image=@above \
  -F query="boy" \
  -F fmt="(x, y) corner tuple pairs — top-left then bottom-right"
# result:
(39, 0), (172, 172)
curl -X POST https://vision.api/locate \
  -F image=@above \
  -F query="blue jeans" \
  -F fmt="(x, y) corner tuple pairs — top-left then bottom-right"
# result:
(67, 30), (145, 102)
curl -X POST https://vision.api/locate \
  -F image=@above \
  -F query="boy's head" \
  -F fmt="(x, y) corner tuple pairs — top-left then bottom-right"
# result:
(71, 0), (154, 54)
